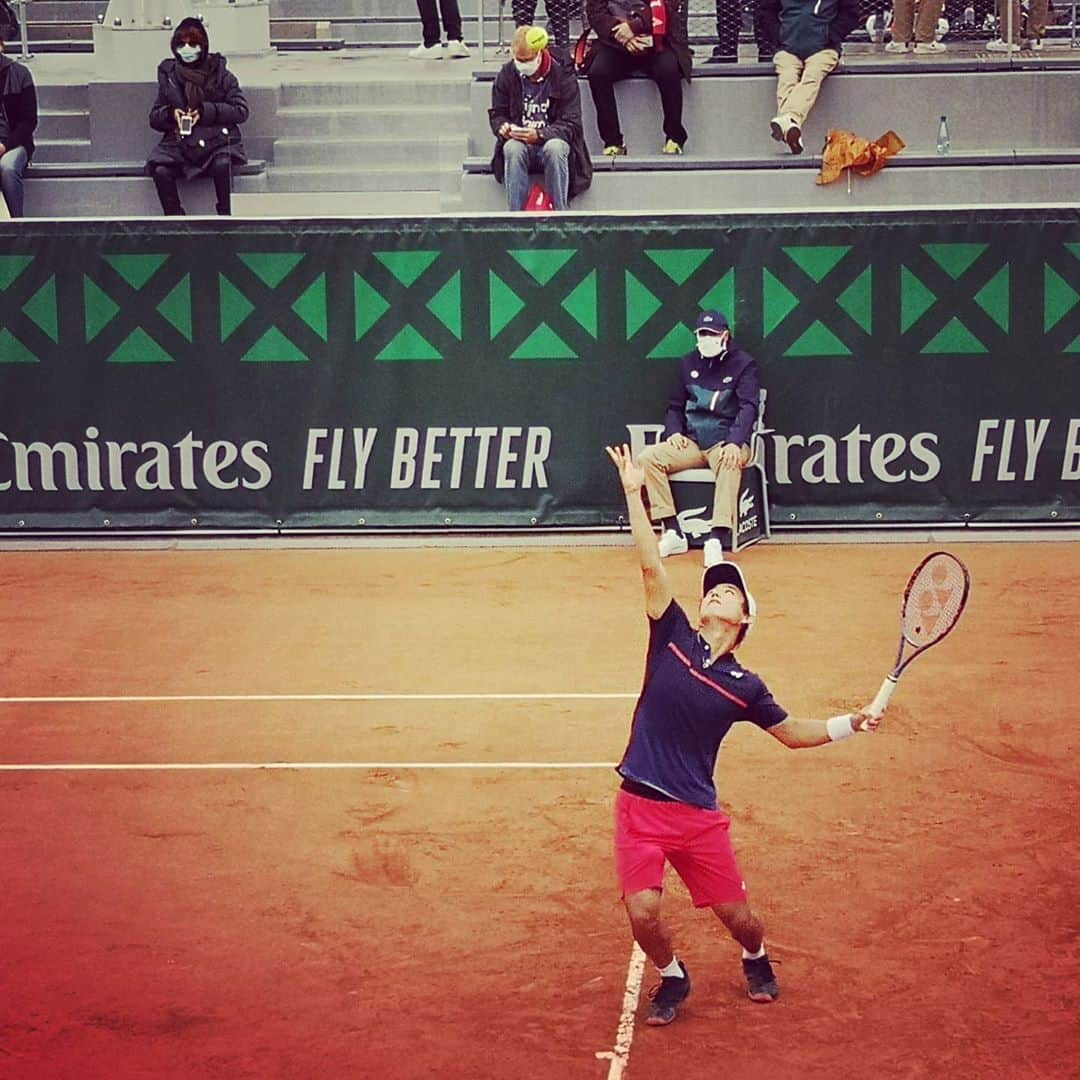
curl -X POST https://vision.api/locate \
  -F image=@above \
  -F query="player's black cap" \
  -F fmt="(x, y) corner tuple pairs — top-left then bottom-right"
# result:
(702, 561), (757, 639)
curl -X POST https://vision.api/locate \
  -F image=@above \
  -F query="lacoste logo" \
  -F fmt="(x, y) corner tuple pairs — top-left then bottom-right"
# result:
(723, 376), (732, 383)
(739, 488), (755, 516)
(677, 506), (712, 538)
(729, 669), (744, 679)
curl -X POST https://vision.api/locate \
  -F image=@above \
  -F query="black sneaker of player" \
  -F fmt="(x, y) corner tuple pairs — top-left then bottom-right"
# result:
(645, 962), (692, 1026)
(742, 954), (780, 1002)
(707, 45), (739, 63)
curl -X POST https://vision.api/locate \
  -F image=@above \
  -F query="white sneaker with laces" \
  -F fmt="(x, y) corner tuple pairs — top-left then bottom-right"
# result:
(913, 40), (946, 52)
(445, 39), (470, 58)
(703, 538), (725, 568)
(657, 530), (689, 558)
(884, 40), (910, 52)
(986, 38), (1020, 51)
(408, 42), (444, 59)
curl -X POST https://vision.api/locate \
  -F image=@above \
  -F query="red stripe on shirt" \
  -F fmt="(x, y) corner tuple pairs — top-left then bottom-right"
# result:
(667, 642), (749, 708)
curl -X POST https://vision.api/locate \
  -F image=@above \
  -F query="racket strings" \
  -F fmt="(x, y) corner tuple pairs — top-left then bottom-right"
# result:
(902, 555), (968, 647)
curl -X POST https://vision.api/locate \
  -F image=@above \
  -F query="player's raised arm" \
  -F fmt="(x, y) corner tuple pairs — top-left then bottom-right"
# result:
(606, 444), (673, 619)
(765, 708), (880, 749)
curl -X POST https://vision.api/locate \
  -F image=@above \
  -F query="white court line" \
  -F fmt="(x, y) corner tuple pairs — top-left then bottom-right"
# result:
(595, 943), (647, 1080)
(0, 761), (617, 772)
(0, 692), (638, 705)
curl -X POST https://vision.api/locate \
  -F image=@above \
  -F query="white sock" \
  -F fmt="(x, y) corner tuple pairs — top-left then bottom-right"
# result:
(742, 943), (766, 960)
(658, 957), (683, 978)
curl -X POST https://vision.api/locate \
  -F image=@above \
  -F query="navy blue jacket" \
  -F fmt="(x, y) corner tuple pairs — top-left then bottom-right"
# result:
(662, 340), (760, 451)
(757, 0), (860, 59)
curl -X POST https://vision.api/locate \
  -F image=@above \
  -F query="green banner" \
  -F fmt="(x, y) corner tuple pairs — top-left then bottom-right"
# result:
(1, 210), (1078, 530)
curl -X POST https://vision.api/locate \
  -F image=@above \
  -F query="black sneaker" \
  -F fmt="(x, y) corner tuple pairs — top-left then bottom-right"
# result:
(742, 954), (780, 1002)
(645, 962), (691, 1026)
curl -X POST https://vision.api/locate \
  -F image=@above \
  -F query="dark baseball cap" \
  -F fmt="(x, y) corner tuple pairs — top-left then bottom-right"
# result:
(695, 310), (730, 334)
(702, 560), (757, 638)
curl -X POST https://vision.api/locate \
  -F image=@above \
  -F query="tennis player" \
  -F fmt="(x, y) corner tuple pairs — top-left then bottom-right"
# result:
(606, 443), (879, 1026)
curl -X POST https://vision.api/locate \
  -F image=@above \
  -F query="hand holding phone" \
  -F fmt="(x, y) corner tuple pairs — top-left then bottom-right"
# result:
(179, 112), (195, 136)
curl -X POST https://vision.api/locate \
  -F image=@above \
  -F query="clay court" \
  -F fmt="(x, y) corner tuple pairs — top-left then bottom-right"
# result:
(1, 539), (1077, 1079)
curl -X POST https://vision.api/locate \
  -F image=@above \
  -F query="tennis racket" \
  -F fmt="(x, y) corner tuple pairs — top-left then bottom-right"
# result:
(868, 551), (971, 719)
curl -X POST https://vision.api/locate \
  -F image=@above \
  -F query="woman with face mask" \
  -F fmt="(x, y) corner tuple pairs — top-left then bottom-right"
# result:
(144, 16), (249, 215)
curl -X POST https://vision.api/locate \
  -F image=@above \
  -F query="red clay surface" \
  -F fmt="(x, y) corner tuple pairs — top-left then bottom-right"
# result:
(0, 542), (1077, 1079)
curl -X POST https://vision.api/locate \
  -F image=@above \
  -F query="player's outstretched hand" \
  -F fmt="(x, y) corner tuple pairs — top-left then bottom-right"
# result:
(854, 708), (880, 733)
(605, 444), (645, 495)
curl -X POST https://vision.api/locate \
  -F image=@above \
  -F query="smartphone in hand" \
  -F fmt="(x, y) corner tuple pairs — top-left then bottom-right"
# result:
(179, 113), (195, 136)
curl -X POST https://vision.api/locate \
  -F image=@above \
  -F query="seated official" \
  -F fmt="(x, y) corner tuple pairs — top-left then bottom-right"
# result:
(489, 26), (592, 211)
(145, 16), (248, 215)
(584, 0), (692, 156)
(0, 28), (38, 218)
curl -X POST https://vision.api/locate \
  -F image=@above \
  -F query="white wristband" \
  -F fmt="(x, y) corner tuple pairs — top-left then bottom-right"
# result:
(827, 714), (856, 742)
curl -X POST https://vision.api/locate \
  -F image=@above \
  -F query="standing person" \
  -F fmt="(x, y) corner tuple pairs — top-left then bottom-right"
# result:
(408, 0), (470, 58)
(637, 310), (758, 568)
(585, 0), (692, 156)
(0, 28), (38, 219)
(757, 0), (858, 154)
(604, 441), (879, 1026)
(885, 0), (947, 53)
(986, 0), (1049, 50)
(489, 26), (592, 211)
(709, 0), (742, 62)
(145, 17), (248, 216)
(511, 0), (580, 50)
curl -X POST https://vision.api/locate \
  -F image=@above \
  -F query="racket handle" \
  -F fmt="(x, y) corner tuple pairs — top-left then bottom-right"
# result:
(868, 675), (897, 720)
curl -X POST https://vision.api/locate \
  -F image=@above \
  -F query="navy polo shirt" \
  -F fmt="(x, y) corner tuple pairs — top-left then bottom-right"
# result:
(618, 600), (788, 810)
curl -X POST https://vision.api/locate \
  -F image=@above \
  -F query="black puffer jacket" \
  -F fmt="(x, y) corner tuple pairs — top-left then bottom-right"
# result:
(145, 18), (248, 178)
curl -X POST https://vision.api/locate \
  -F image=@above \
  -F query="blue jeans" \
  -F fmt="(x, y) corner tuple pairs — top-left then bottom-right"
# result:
(502, 138), (569, 212)
(0, 146), (29, 218)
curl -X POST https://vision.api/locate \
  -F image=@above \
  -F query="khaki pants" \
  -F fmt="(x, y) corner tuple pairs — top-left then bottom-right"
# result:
(997, 0), (1048, 41)
(639, 439), (752, 530)
(891, 0), (944, 43)
(773, 49), (840, 128)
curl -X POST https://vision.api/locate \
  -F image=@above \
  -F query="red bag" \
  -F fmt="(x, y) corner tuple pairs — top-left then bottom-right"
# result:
(524, 183), (555, 212)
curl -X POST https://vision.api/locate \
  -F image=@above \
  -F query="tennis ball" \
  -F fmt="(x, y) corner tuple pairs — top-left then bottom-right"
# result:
(525, 26), (549, 51)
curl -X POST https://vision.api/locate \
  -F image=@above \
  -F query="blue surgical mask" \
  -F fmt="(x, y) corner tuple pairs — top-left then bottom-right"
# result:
(176, 43), (202, 63)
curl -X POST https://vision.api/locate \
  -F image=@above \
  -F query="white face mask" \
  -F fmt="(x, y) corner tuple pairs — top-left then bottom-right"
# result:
(176, 43), (202, 63)
(514, 54), (542, 76)
(696, 333), (727, 359)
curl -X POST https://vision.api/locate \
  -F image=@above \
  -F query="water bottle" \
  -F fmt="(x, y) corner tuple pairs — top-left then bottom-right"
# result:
(936, 115), (951, 156)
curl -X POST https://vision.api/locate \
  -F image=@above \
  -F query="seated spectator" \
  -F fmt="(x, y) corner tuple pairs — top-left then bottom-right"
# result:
(408, 0), (470, 59)
(585, 0), (692, 156)
(885, 0), (947, 53)
(512, 0), (580, 50)
(145, 17), (248, 216)
(986, 0), (1047, 50)
(0, 28), (38, 219)
(757, 0), (858, 154)
(489, 26), (592, 211)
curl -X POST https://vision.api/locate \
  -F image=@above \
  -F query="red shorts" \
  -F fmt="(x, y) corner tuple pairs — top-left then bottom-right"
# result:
(614, 788), (748, 908)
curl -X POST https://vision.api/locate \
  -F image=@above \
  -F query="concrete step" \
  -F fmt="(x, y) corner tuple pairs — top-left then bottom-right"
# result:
(272, 134), (468, 168)
(280, 76), (473, 108)
(276, 103), (471, 138)
(461, 161), (1080, 211)
(31, 138), (94, 163)
(24, 172), (268, 218)
(232, 189), (444, 215)
(266, 162), (460, 192)
(467, 67), (1080, 157)
(37, 109), (91, 140)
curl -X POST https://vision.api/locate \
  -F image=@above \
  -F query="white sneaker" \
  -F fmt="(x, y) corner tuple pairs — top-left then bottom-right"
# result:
(913, 40), (946, 52)
(408, 42), (444, 59)
(884, 40), (910, 52)
(445, 39), (470, 58)
(1023, 36), (1043, 49)
(657, 529), (689, 558)
(703, 538), (725, 568)
(986, 38), (1020, 51)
